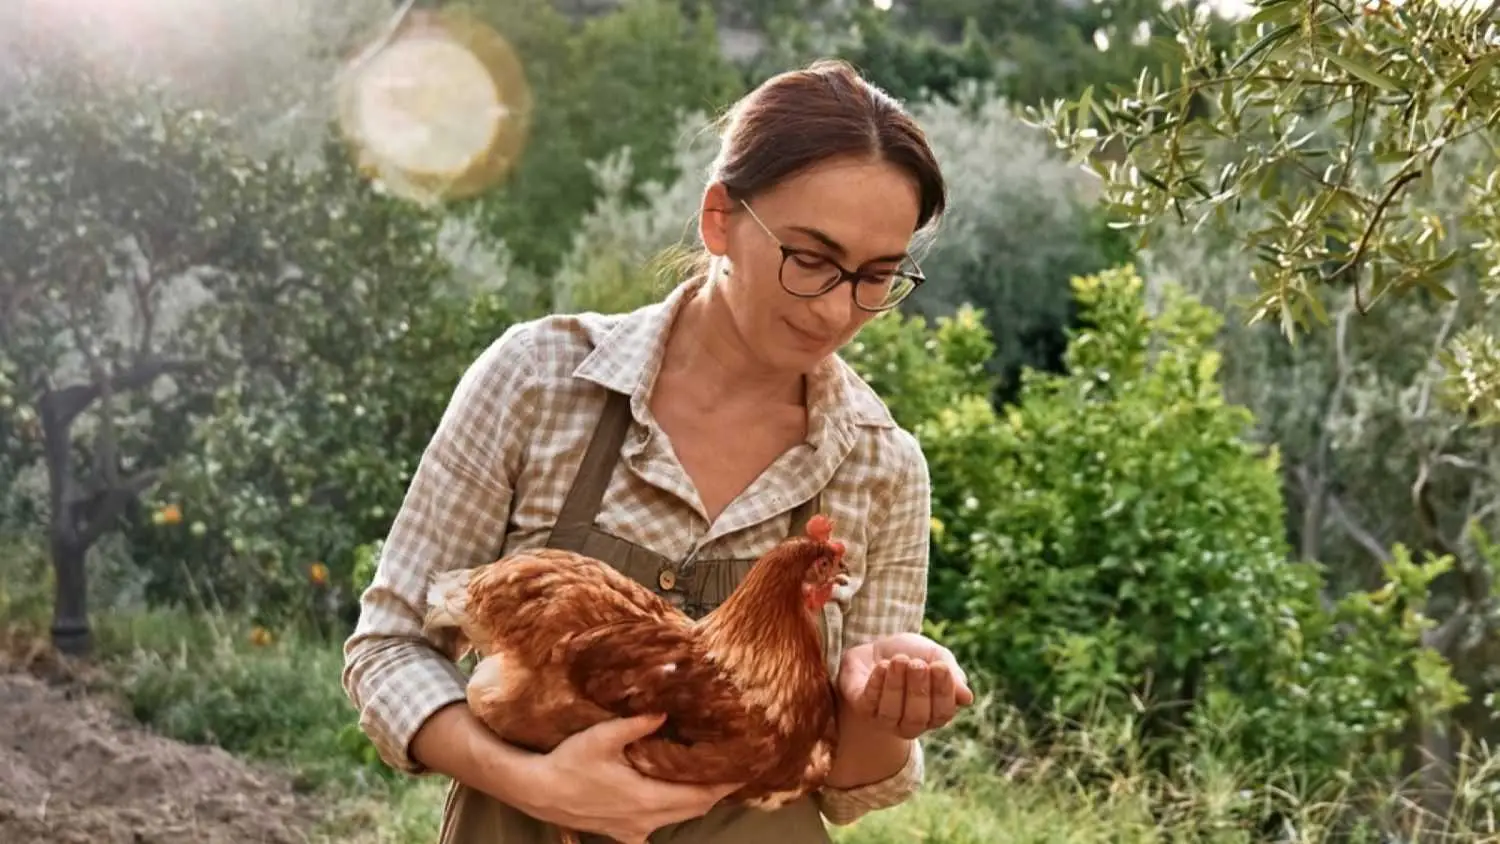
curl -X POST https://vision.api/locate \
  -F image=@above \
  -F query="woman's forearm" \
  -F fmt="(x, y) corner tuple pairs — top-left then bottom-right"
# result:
(410, 701), (551, 814)
(823, 701), (913, 789)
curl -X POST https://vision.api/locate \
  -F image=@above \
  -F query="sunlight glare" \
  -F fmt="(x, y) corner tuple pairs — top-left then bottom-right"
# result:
(336, 6), (533, 206)
(352, 38), (506, 177)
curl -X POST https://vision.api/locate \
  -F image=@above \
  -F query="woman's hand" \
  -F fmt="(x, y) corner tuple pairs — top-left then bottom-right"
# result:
(837, 632), (975, 740)
(520, 714), (741, 844)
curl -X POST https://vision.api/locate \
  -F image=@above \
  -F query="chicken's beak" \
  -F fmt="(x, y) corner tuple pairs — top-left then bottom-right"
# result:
(833, 557), (851, 590)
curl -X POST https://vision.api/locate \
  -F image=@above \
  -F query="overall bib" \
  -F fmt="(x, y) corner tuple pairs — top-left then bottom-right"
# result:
(437, 392), (835, 844)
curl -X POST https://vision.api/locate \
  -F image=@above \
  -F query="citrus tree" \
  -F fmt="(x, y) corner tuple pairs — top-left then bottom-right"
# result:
(0, 56), (454, 652)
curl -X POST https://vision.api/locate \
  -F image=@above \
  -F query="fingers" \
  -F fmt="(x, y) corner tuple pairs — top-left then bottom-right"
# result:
(895, 659), (931, 739)
(854, 658), (886, 719)
(874, 655), (908, 730)
(934, 646), (974, 705)
(955, 681), (976, 706)
(592, 713), (668, 750)
(854, 640), (976, 740)
(928, 661), (959, 729)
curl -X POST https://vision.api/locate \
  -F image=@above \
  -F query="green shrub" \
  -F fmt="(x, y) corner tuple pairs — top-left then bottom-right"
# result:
(841, 305), (997, 432)
(109, 609), (389, 790)
(916, 265), (1463, 788)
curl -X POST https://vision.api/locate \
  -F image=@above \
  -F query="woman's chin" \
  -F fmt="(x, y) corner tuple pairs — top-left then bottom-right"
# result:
(781, 320), (836, 359)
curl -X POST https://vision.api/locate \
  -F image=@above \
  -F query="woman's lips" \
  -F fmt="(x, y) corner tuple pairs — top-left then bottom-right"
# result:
(786, 319), (830, 346)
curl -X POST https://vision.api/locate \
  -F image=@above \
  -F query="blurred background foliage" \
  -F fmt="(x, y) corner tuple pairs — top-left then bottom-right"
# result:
(5, 0), (1500, 840)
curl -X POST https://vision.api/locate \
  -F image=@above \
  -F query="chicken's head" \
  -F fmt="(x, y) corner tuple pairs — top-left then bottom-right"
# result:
(797, 517), (848, 612)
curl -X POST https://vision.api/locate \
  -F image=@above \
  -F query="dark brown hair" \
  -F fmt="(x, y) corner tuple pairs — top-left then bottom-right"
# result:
(710, 59), (946, 231)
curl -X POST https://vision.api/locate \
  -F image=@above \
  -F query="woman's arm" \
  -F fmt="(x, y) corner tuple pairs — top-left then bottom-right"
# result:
(816, 433), (932, 824)
(408, 702), (552, 807)
(341, 324), (538, 779)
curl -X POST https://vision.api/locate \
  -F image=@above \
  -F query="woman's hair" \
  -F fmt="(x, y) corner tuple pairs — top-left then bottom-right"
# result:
(710, 59), (946, 231)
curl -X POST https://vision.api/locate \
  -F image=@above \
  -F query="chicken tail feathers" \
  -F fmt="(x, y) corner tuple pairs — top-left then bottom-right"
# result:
(423, 568), (476, 660)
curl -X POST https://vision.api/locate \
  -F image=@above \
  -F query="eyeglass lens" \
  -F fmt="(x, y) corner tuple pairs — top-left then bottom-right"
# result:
(780, 252), (918, 310)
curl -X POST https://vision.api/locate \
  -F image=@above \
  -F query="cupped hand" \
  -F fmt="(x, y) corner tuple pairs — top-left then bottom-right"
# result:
(526, 714), (741, 844)
(837, 632), (975, 740)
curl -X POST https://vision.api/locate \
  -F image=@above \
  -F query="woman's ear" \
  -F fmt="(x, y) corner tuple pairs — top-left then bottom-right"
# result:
(699, 182), (734, 257)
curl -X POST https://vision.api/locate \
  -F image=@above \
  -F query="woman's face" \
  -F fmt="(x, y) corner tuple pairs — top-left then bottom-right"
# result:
(701, 155), (923, 373)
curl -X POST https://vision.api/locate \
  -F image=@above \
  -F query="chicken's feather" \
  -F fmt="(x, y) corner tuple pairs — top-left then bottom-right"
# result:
(564, 618), (751, 744)
(467, 550), (687, 657)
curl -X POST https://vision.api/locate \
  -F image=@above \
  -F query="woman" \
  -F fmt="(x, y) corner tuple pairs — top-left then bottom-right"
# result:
(342, 58), (974, 844)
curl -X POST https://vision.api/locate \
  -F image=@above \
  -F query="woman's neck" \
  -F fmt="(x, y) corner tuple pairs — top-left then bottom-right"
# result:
(657, 281), (804, 410)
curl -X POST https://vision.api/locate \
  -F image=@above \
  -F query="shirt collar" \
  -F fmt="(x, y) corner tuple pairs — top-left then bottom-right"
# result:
(572, 277), (897, 439)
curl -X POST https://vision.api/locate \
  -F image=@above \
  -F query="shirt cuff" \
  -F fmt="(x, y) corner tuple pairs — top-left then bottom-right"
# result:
(815, 739), (924, 825)
(355, 643), (470, 775)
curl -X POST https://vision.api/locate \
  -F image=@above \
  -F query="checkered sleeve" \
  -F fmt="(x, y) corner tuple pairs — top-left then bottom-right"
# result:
(341, 323), (538, 775)
(816, 430), (932, 824)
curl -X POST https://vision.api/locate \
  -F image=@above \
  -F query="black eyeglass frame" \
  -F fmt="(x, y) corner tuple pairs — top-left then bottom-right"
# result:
(738, 200), (926, 313)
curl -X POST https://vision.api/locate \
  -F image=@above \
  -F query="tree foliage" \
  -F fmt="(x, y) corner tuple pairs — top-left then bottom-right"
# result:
(458, 0), (744, 275)
(0, 52), (480, 646)
(148, 290), (517, 629)
(0, 65), (274, 651)
(1036, 0), (1500, 420)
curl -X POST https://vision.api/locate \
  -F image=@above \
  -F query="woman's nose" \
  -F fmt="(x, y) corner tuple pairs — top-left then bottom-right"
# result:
(806, 280), (857, 327)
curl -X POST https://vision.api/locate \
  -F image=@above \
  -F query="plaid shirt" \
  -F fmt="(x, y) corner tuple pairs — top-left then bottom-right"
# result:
(342, 278), (932, 825)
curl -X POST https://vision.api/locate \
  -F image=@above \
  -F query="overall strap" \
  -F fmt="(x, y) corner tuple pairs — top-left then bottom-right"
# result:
(547, 390), (633, 552)
(786, 491), (823, 538)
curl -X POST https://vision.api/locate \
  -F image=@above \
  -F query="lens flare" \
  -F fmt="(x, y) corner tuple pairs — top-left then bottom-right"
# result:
(336, 6), (531, 205)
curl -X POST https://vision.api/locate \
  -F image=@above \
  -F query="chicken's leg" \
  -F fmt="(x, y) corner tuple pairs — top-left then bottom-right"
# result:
(558, 826), (581, 844)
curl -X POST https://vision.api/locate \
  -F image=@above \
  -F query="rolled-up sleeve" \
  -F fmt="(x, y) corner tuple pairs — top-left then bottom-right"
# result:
(816, 431), (932, 823)
(342, 323), (537, 775)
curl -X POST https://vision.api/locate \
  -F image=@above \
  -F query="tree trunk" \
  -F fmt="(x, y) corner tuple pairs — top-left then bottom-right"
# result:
(39, 391), (91, 656)
(50, 530), (90, 655)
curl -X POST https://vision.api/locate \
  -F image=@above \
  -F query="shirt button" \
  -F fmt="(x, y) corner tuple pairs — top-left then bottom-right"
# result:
(658, 569), (677, 590)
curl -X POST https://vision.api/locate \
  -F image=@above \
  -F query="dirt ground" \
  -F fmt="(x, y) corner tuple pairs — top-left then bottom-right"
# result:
(0, 639), (320, 844)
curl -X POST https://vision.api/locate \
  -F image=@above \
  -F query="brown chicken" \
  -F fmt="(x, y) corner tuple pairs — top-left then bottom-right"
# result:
(422, 514), (850, 844)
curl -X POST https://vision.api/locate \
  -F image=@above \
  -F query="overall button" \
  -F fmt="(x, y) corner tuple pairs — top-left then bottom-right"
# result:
(657, 568), (677, 590)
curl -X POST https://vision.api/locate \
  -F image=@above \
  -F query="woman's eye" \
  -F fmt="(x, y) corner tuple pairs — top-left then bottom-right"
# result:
(790, 254), (831, 271)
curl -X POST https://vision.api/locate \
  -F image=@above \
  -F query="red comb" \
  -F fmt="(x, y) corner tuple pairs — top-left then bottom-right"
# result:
(806, 513), (834, 543)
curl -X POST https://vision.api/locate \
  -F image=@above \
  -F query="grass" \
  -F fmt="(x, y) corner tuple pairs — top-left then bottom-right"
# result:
(5, 536), (1500, 843)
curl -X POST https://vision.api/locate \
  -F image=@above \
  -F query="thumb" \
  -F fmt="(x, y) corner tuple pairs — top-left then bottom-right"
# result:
(591, 713), (667, 748)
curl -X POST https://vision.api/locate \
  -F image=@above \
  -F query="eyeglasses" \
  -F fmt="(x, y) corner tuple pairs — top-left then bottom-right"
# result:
(739, 200), (925, 312)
